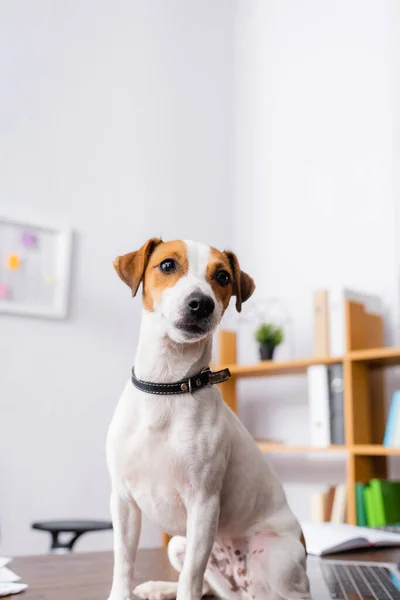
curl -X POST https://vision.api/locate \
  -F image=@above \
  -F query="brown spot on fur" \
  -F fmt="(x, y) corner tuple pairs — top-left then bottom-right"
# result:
(142, 240), (189, 310)
(114, 239), (191, 310)
(235, 549), (241, 556)
(224, 250), (255, 312)
(113, 238), (162, 296)
(228, 577), (240, 592)
(237, 568), (246, 576)
(210, 554), (240, 592)
(220, 558), (230, 567)
(206, 247), (235, 313)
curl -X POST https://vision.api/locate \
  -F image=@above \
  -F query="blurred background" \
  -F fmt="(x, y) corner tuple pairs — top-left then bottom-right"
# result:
(1, 0), (400, 556)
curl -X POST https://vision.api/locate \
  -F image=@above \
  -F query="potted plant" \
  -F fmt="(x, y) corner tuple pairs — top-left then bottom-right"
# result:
(255, 323), (284, 361)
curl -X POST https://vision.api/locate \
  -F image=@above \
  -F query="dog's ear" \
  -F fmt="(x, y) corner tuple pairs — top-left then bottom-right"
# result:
(113, 238), (162, 296)
(224, 250), (255, 312)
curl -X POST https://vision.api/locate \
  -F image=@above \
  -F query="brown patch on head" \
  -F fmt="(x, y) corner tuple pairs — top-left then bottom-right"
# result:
(224, 250), (255, 312)
(113, 238), (189, 310)
(206, 247), (235, 313)
(113, 238), (162, 296)
(206, 247), (255, 313)
(141, 240), (188, 310)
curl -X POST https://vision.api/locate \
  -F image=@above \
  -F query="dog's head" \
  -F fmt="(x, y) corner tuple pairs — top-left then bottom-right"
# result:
(114, 238), (255, 343)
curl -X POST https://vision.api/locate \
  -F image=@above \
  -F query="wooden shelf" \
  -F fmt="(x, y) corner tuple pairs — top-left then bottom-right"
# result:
(225, 355), (343, 378)
(348, 347), (400, 368)
(351, 445), (400, 456)
(256, 443), (400, 456)
(257, 442), (347, 453)
(222, 347), (400, 380)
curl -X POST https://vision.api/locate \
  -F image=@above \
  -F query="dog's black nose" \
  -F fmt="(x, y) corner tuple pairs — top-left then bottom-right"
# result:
(187, 292), (215, 319)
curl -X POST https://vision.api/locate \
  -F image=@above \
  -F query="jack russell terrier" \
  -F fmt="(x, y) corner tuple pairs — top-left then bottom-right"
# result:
(107, 238), (310, 600)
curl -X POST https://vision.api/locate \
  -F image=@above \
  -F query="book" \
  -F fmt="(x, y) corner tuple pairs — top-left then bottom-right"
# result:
(308, 365), (331, 447)
(330, 484), (347, 523)
(310, 492), (326, 523)
(328, 288), (382, 356)
(355, 483), (368, 527)
(393, 415), (400, 448)
(310, 487), (336, 523)
(369, 479), (400, 526)
(364, 484), (379, 527)
(324, 487), (336, 522)
(328, 364), (344, 445)
(301, 522), (400, 556)
(313, 290), (329, 357)
(383, 391), (400, 447)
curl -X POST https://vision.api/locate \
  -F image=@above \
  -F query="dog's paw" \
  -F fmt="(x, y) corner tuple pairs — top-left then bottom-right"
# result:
(133, 581), (178, 600)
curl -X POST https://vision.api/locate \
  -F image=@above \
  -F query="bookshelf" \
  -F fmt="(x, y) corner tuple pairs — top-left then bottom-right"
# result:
(216, 300), (400, 526)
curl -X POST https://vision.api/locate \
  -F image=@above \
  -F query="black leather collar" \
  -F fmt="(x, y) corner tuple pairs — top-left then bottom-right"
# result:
(131, 367), (231, 395)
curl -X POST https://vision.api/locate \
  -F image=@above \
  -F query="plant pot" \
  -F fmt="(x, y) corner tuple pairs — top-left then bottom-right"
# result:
(259, 343), (276, 361)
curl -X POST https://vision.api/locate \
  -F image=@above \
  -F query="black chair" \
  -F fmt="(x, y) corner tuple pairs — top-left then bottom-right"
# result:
(32, 519), (112, 553)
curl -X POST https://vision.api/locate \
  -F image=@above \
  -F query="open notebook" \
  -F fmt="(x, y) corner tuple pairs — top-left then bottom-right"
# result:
(302, 522), (400, 556)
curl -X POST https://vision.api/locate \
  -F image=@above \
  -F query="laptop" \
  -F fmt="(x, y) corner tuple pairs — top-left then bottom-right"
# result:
(308, 556), (400, 599)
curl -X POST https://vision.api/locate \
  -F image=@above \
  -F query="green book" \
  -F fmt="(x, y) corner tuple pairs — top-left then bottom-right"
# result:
(364, 485), (379, 527)
(355, 483), (368, 526)
(369, 479), (400, 526)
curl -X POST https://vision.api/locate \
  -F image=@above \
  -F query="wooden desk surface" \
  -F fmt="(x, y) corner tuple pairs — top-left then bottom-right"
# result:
(10, 547), (400, 599)
(11, 550), (177, 600)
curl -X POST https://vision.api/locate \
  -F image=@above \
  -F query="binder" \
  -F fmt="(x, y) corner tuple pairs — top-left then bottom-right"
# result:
(308, 365), (331, 447)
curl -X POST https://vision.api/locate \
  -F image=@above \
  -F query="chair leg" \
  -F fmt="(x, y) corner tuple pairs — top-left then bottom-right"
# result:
(50, 530), (85, 553)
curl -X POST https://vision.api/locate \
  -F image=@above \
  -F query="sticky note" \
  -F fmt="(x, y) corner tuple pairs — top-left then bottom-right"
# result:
(21, 231), (37, 248)
(7, 254), (21, 270)
(0, 284), (8, 298)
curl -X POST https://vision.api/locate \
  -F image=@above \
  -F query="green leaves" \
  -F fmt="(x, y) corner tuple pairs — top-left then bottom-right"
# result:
(254, 323), (284, 347)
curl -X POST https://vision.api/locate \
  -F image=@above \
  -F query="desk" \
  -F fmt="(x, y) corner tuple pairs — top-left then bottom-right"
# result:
(11, 550), (176, 600)
(10, 548), (400, 599)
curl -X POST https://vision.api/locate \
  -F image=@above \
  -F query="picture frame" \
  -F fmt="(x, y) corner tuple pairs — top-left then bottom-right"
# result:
(0, 215), (73, 319)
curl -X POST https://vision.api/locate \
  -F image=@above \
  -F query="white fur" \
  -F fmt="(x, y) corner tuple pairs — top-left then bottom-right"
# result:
(150, 240), (222, 346)
(106, 240), (310, 600)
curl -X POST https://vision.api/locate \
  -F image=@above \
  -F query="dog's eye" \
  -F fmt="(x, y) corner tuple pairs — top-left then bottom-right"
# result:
(159, 259), (176, 274)
(215, 270), (231, 286)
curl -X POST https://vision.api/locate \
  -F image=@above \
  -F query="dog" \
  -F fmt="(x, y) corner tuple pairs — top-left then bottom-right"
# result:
(106, 238), (310, 600)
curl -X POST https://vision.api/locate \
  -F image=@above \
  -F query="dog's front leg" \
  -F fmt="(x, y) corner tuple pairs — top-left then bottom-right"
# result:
(107, 491), (141, 600)
(177, 495), (219, 600)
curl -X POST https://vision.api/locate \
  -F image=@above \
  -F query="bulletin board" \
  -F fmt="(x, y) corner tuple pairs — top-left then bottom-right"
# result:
(0, 216), (73, 319)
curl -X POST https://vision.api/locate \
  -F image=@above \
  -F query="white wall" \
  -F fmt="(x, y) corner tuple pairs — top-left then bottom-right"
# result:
(234, 0), (400, 519)
(0, 0), (234, 555)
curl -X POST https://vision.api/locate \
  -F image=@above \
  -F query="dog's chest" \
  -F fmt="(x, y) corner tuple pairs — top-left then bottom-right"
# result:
(122, 429), (187, 534)
(113, 387), (225, 534)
